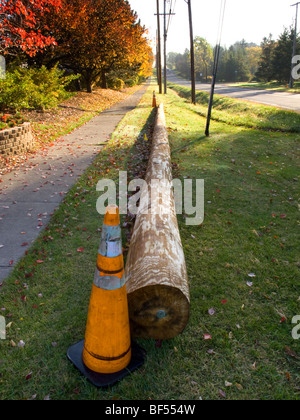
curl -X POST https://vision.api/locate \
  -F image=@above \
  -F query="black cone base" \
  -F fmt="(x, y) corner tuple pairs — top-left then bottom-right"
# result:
(67, 340), (146, 388)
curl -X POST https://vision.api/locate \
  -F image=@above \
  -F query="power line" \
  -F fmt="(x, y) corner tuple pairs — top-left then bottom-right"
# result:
(167, 0), (176, 36)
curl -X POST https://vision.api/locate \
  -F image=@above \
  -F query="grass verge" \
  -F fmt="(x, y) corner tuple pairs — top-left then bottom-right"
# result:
(169, 83), (300, 133)
(0, 83), (299, 400)
(228, 81), (300, 93)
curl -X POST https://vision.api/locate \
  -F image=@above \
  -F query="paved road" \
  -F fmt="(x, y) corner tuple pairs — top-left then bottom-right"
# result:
(0, 84), (148, 283)
(167, 69), (300, 112)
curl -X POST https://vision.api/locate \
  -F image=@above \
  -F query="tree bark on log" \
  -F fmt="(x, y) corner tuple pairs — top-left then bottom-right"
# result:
(124, 104), (190, 340)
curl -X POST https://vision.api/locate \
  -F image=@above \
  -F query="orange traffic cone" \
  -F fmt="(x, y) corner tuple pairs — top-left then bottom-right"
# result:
(82, 205), (131, 374)
(152, 91), (157, 108)
(67, 205), (145, 387)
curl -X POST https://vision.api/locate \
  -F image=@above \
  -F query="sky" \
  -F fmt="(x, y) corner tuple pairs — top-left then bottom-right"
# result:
(127, 0), (298, 53)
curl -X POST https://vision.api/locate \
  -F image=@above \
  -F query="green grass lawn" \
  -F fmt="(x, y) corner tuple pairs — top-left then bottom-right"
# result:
(0, 83), (299, 400)
(169, 83), (300, 133)
(228, 81), (300, 94)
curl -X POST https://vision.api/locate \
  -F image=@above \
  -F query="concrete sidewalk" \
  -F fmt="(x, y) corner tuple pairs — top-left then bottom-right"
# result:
(0, 84), (148, 283)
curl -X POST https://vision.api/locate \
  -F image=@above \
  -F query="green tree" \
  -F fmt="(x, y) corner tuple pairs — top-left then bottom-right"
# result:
(272, 27), (300, 83)
(194, 37), (213, 82)
(255, 35), (276, 82)
(246, 46), (262, 79)
(167, 52), (178, 70)
(175, 50), (190, 79)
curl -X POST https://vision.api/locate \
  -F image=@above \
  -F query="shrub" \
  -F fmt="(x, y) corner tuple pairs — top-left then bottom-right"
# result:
(125, 76), (139, 87)
(0, 113), (26, 130)
(0, 65), (79, 111)
(107, 77), (125, 91)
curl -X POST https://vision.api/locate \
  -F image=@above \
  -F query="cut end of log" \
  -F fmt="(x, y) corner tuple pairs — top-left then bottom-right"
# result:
(128, 285), (190, 340)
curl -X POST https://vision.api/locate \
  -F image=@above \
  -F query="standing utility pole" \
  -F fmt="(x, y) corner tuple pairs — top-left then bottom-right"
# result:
(164, 0), (167, 94)
(290, 2), (300, 89)
(186, 0), (196, 104)
(156, 0), (163, 94)
(155, 1), (175, 95)
(205, 0), (226, 137)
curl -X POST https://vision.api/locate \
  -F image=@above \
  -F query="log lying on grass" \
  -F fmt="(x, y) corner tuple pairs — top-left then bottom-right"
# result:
(124, 104), (190, 340)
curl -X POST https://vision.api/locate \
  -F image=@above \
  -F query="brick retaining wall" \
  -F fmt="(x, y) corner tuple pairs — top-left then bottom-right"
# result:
(0, 122), (35, 160)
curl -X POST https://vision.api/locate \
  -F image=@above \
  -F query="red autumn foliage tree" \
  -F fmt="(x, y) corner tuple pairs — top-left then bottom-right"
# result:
(0, 0), (62, 56)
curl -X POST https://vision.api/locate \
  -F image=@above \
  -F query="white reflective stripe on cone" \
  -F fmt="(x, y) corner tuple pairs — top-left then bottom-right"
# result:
(93, 272), (126, 290)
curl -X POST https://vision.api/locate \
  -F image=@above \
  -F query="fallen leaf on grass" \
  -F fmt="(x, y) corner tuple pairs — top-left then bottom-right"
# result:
(25, 372), (32, 381)
(204, 334), (212, 340)
(280, 317), (287, 324)
(285, 346), (300, 360)
(218, 389), (226, 398)
(77, 247), (84, 253)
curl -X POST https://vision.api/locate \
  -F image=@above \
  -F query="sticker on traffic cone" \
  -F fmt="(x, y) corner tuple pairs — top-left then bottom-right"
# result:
(67, 205), (146, 387)
(152, 91), (157, 107)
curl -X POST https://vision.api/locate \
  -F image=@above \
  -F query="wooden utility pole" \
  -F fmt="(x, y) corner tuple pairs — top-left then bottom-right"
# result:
(205, 0), (226, 137)
(125, 104), (190, 340)
(205, 44), (221, 137)
(186, 0), (196, 104)
(164, 0), (167, 94)
(156, 0), (162, 94)
(290, 2), (300, 89)
(155, 1), (175, 95)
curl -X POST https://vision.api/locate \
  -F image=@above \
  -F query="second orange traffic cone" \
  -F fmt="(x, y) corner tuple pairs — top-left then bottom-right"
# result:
(82, 205), (131, 374)
(152, 91), (157, 107)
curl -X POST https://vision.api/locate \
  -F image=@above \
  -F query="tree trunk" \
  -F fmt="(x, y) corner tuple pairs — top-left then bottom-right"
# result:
(124, 104), (190, 340)
(75, 78), (82, 92)
(101, 68), (107, 89)
(86, 79), (92, 93)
